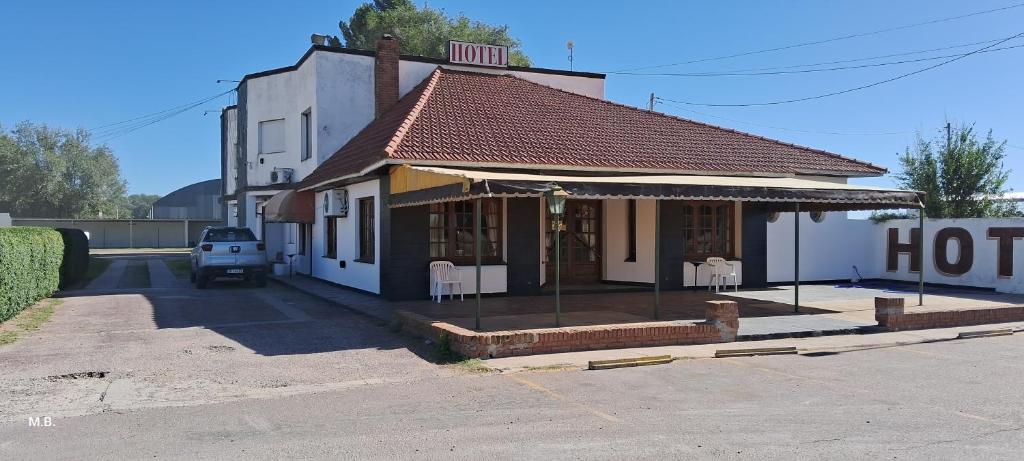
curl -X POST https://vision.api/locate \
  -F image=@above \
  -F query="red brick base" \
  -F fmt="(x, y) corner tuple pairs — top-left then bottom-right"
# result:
(394, 301), (740, 359)
(875, 296), (1024, 331)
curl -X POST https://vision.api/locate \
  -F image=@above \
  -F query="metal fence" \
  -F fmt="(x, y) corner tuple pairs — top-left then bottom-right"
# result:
(12, 219), (222, 248)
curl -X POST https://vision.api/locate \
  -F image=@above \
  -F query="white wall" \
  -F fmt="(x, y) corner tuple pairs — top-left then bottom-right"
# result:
(432, 266), (508, 297)
(243, 58), (317, 188)
(767, 215), (1024, 294)
(767, 212), (875, 283)
(399, 60), (605, 100)
(603, 199), (745, 286)
(312, 180), (381, 294)
(879, 218), (1024, 294)
(313, 52), (377, 171)
(225, 200), (238, 227)
(603, 199), (656, 283)
(243, 191), (282, 241)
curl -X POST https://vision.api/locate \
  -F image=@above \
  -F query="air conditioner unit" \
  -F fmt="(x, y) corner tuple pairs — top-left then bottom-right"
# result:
(323, 188), (349, 217)
(270, 168), (294, 184)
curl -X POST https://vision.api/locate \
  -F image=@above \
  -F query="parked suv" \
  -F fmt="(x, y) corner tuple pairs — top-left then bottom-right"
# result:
(190, 227), (267, 289)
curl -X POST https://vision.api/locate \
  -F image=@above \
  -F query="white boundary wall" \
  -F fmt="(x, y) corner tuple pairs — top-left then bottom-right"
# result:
(768, 215), (1024, 294)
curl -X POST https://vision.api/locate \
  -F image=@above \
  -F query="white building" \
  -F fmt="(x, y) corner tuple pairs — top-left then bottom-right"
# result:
(222, 37), (921, 300)
(222, 38), (607, 293)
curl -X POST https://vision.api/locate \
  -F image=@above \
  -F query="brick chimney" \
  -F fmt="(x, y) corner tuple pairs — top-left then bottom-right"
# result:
(375, 34), (400, 118)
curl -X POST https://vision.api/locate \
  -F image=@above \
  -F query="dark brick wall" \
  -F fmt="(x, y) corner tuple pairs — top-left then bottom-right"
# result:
(506, 198), (541, 295)
(375, 37), (400, 117)
(658, 201), (685, 288)
(380, 191), (430, 301)
(741, 202), (768, 288)
(235, 83), (248, 227)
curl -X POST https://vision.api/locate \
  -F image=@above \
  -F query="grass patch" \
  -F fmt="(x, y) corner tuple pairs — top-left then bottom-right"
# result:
(0, 298), (61, 347)
(0, 331), (17, 346)
(117, 261), (151, 288)
(524, 363), (579, 372)
(82, 257), (112, 285)
(445, 358), (495, 374)
(165, 258), (191, 279)
(17, 299), (59, 331)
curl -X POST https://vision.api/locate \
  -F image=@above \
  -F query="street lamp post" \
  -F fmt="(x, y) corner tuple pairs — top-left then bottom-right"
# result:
(545, 185), (569, 327)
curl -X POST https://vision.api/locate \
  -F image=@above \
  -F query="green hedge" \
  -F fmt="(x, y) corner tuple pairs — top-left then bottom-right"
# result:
(0, 227), (64, 322)
(55, 228), (90, 289)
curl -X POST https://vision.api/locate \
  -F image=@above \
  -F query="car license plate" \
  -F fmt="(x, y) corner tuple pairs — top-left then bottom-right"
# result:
(227, 268), (244, 274)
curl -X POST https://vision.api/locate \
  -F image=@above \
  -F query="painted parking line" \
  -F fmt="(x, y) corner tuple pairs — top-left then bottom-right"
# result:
(251, 290), (313, 322)
(506, 374), (620, 423)
(718, 355), (1011, 426)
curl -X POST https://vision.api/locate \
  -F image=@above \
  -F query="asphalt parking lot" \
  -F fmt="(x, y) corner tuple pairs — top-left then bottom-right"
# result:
(0, 256), (452, 425)
(1, 255), (1022, 459)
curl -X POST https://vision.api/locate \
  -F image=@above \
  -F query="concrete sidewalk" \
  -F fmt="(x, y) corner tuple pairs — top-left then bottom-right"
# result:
(482, 321), (1024, 372)
(269, 274), (394, 324)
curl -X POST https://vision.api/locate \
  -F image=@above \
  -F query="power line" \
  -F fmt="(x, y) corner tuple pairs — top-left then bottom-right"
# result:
(606, 2), (1024, 73)
(656, 99), (912, 136)
(673, 37), (1005, 73)
(612, 42), (1024, 77)
(89, 89), (234, 142)
(90, 89), (233, 131)
(656, 32), (1024, 107)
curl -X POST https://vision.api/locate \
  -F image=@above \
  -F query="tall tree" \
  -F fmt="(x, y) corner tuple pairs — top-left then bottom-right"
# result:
(895, 123), (1016, 218)
(336, 0), (531, 66)
(124, 193), (161, 219)
(0, 122), (127, 218)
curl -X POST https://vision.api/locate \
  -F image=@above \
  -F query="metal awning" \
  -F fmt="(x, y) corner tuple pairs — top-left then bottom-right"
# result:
(262, 190), (315, 223)
(388, 165), (923, 211)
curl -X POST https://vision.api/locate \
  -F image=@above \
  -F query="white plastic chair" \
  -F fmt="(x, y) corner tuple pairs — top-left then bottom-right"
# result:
(429, 261), (463, 303)
(706, 257), (738, 293)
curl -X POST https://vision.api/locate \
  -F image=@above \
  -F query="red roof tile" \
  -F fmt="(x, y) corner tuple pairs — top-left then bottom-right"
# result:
(301, 67), (885, 189)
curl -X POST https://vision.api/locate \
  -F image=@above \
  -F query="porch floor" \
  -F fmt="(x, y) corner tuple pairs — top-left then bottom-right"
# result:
(396, 289), (838, 333)
(394, 281), (1024, 335)
(270, 275), (1024, 337)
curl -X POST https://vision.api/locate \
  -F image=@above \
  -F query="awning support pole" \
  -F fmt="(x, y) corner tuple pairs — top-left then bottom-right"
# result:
(794, 202), (800, 314)
(919, 209), (925, 306)
(654, 199), (661, 320)
(554, 213), (562, 328)
(475, 198), (482, 330)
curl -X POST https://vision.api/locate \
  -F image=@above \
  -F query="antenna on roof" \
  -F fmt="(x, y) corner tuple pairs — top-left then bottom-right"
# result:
(567, 40), (574, 71)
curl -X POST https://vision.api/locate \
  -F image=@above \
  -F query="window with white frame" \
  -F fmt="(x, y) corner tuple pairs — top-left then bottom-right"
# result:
(258, 119), (285, 155)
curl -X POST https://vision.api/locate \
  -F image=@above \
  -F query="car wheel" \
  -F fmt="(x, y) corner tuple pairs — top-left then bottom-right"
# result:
(255, 274), (267, 288)
(196, 275), (208, 289)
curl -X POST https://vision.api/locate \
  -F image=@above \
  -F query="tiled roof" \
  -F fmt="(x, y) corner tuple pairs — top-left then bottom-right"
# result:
(301, 67), (885, 189)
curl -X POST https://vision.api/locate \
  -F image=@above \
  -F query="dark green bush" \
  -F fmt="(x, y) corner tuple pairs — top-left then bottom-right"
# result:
(0, 227), (63, 322)
(55, 228), (90, 288)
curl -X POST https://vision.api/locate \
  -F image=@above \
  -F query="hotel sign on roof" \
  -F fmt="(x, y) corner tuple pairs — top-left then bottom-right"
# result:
(448, 40), (508, 68)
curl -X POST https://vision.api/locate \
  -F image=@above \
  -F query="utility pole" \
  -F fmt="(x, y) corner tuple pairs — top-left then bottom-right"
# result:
(567, 40), (574, 71)
(945, 122), (952, 154)
(648, 93), (655, 111)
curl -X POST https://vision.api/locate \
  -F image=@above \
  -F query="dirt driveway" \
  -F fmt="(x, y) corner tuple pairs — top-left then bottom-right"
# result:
(0, 255), (451, 423)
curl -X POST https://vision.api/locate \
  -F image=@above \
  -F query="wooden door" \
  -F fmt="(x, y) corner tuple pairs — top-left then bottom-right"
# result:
(546, 200), (602, 284)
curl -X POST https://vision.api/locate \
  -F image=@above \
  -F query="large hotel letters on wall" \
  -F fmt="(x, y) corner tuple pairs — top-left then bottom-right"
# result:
(888, 226), (1024, 277)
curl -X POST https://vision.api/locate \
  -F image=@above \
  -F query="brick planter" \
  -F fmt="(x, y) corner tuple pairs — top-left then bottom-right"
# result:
(395, 300), (740, 359)
(875, 296), (1024, 331)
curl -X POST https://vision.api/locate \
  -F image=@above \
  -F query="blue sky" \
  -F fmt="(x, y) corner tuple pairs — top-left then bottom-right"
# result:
(2, 1), (1022, 196)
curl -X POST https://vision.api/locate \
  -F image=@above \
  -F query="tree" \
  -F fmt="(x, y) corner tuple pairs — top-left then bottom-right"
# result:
(336, 0), (531, 66)
(124, 193), (161, 219)
(894, 122), (1017, 218)
(0, 122), (127, 218)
